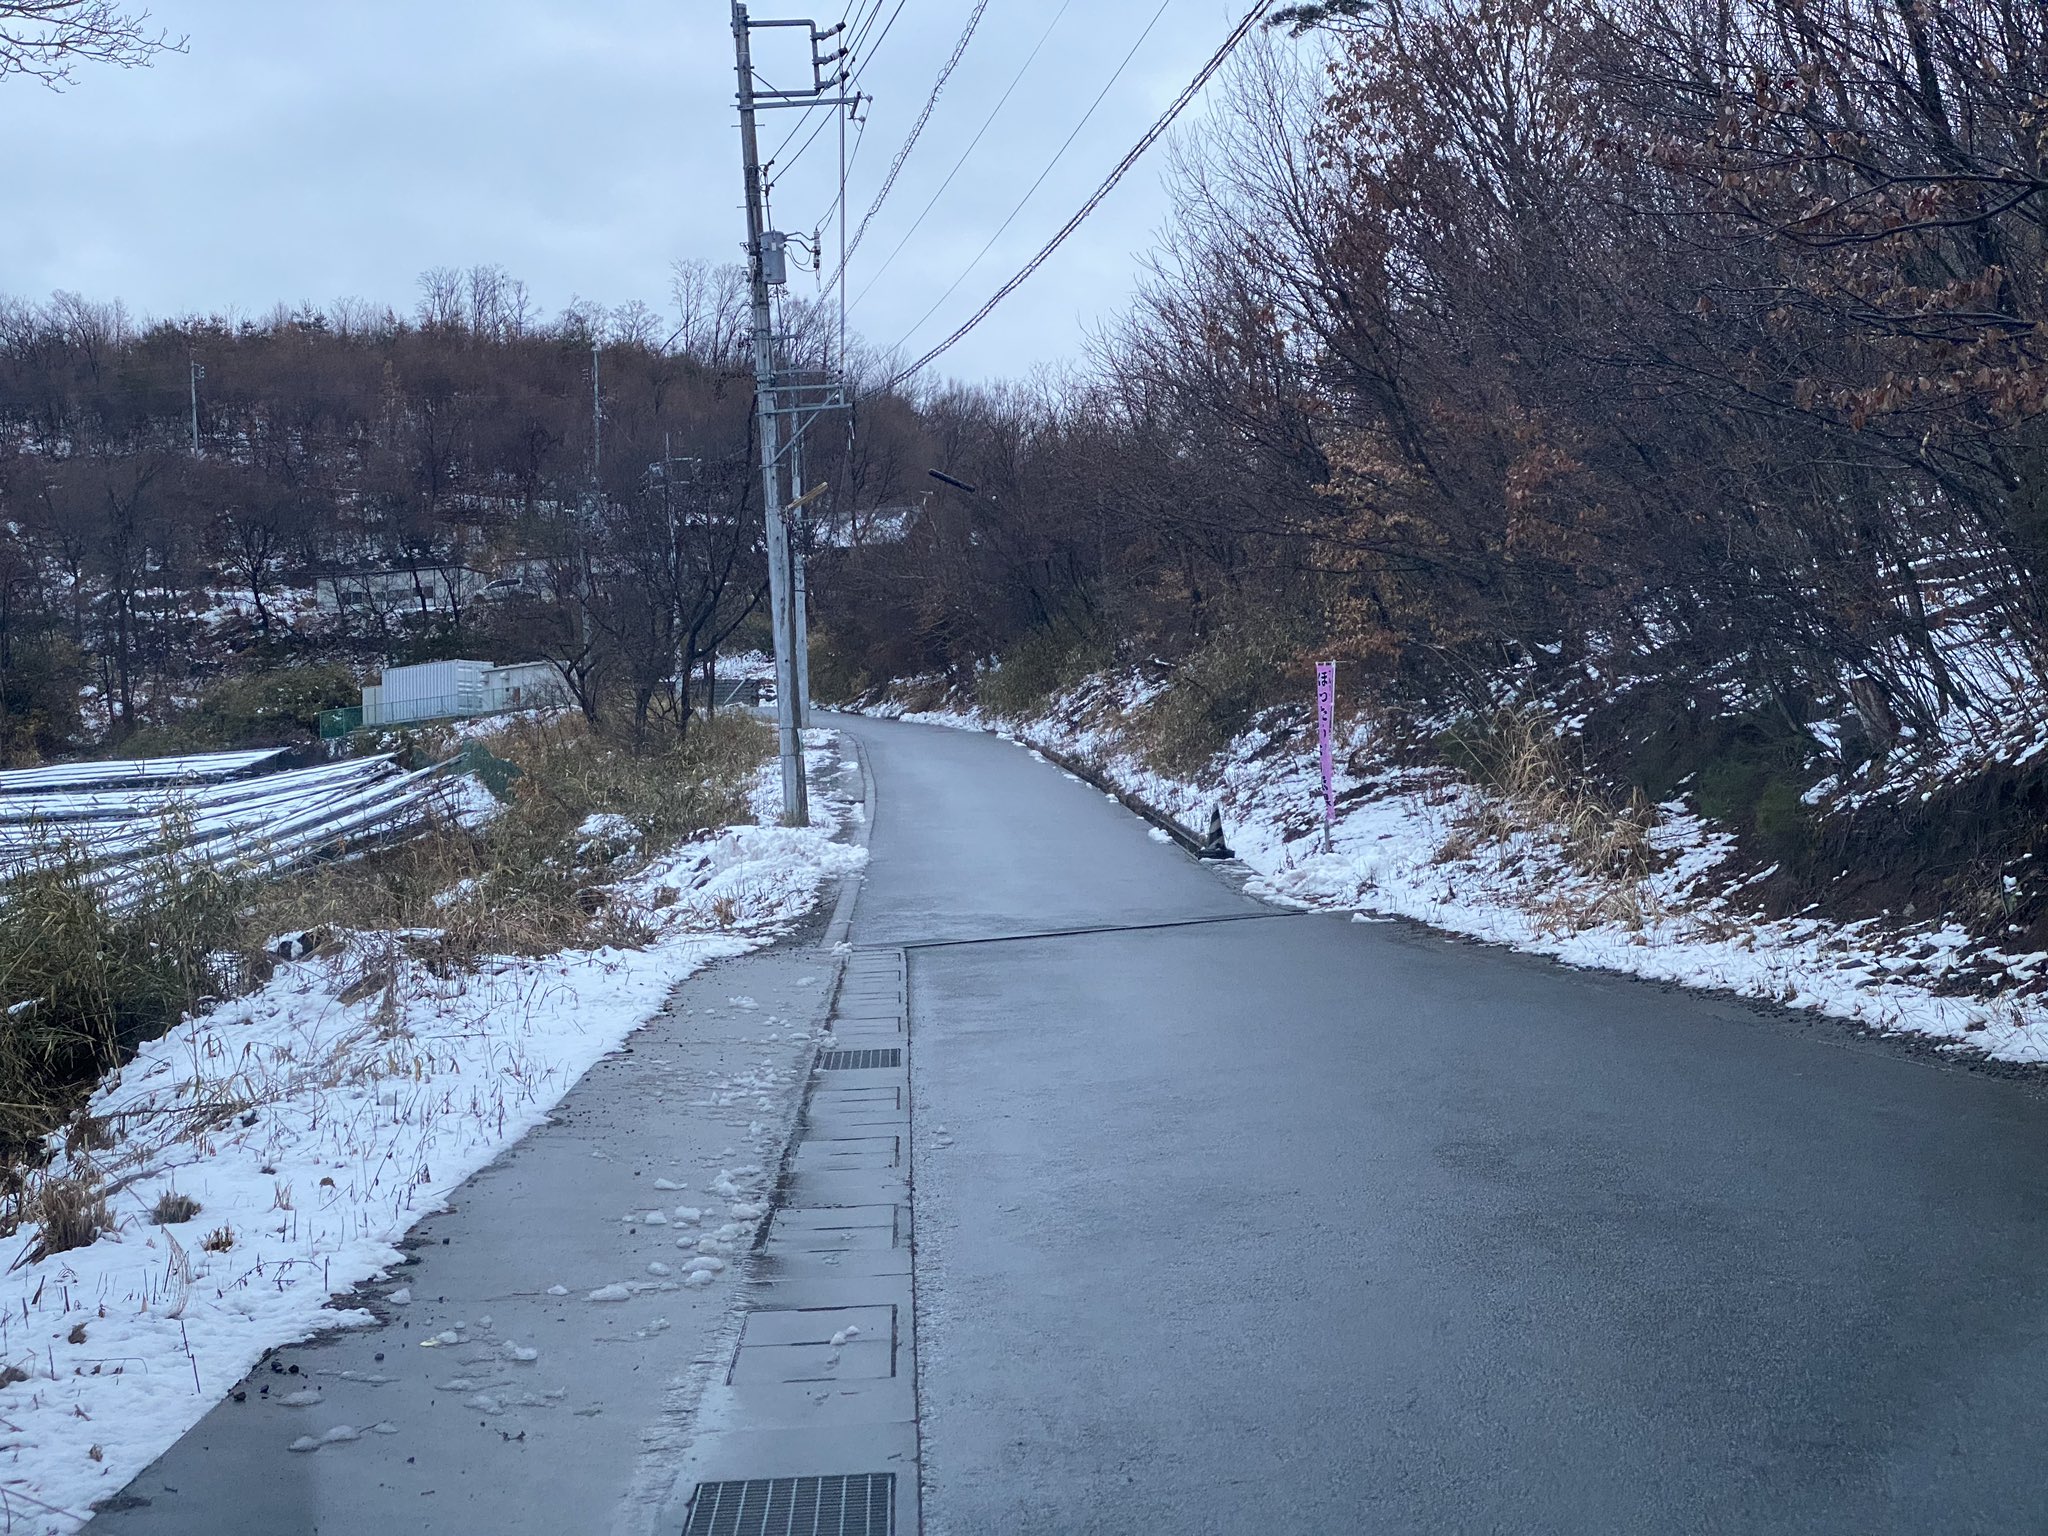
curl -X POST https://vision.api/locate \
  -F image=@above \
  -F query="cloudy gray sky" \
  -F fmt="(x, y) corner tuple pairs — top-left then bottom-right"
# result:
(0, 0), (1256, 384)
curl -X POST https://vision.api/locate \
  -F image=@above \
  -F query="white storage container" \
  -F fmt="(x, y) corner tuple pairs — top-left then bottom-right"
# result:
(482, 661), (569, 713)
(363, 660), (491, 726)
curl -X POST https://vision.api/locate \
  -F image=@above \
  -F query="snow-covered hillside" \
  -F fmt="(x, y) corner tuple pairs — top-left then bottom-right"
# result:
(859, 679), (2048, 1068)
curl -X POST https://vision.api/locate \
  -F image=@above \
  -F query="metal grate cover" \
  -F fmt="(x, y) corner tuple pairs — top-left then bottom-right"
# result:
(684, 1473), (894, 1535)
(820, 1048), (901, 1070)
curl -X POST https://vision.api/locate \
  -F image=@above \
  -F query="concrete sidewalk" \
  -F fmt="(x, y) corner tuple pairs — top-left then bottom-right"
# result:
(94, 932), (843, 1534)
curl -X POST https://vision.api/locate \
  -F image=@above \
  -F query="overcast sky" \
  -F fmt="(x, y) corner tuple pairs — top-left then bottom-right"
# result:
(0, 0), (1256, 385)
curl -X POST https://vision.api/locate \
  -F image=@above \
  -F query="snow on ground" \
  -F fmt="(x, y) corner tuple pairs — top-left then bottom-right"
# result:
(717, 649), (778, 682)
(0, 733), (864, 1532)
(860, 681), (2048, 1067)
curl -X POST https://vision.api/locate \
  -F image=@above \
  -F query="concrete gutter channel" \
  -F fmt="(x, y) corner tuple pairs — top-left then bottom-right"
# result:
(656, 729), (921, 1535)
(1021, 737), (1218, 857)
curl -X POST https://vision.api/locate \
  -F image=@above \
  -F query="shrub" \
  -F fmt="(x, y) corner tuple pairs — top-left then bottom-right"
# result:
(0, 634), (84, 766)
(978, 624), (1108, 721)
(1132, 613), (1322, 775)
(0, 842), (244, 1155)
(189, 663), (359, 746)
(806, 626), (869, 706)
(1752, 776), (1819, 869)
(119, 663), (359, 755)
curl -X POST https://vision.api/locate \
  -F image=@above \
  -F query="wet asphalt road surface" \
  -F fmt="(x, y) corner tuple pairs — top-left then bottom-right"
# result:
(835, 715), (2048, 1535)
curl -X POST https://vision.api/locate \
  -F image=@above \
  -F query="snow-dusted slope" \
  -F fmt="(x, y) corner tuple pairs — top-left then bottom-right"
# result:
(0, 738), (864, 1532)
(859, 682), (2048, 1067)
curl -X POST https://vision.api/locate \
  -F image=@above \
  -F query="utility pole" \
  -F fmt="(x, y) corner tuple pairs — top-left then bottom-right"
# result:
(732, 3), (850, 823)
(188, 360), (204, 458)
(591, 340), (602, 482)
(789, 430), (813, 728)
(734, 1), (807, 825)
(731, 4), (854, 817)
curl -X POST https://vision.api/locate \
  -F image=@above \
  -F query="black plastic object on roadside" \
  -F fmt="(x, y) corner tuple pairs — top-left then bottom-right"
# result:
(1198, 806), (1233, 860)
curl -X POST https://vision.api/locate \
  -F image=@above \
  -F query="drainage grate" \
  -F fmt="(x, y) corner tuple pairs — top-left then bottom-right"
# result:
(684, 1473), (894, 1535)
(819, 1048), (901, 1071)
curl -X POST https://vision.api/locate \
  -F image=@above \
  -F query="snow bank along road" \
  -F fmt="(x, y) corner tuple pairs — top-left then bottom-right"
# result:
(88, 944), (844, 1536)
(846, 714), (2048, 1535)
(99, 714), (2048, 1532)
(75, 742), (863, 1535)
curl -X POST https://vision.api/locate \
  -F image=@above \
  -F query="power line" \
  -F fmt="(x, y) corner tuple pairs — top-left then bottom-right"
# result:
(860, 0), (1165, 316)
(810, 0), (889, 228)
(847, 0), (906, 67)
(767, 101), (829, 168)
(810, 103), (870, 235)
(843, 0), (885, 43)
(835, 0), (992, 281)
(885, 0), (1273, 390)
(769, 94), (840, 186)
(848, 0), (1078, 306)
(841, 0), (886, 57)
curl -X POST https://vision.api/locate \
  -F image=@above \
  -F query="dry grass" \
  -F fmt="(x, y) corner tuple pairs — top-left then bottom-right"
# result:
(0, 843), (247, 1163)
(151, 1190), (201, 1225)
(246, 711), (771, 971)
(0, 706), (776, 1238)
(1440, 707), (1665, 929)
(890, 676), (959, 715)
(20, 1173), (110, 1262)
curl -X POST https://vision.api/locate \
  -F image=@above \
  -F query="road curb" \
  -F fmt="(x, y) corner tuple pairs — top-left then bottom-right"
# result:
(821, 725), (877, 953)
(1004, 734), (1217, 859)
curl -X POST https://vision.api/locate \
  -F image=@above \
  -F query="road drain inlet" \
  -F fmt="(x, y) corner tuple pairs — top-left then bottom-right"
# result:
(819, 1048), (901, 1070)
(683, 1473), (894, 1534)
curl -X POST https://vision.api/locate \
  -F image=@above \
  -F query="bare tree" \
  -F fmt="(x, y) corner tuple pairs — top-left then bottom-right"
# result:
(669, 259), (750, 367)
(415, 267), (466, 333)
(0, 1), (184, 87)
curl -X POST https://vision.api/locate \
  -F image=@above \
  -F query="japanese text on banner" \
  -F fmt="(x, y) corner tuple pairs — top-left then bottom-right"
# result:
(1316, 661), (1336, 838)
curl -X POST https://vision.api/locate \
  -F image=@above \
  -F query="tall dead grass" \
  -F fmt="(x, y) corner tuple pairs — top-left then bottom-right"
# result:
(1440, 707), (1664, 929)
(0, 841), (247, 1164)
(0, 709), (774, 1229)
(246, 712), (770, 963)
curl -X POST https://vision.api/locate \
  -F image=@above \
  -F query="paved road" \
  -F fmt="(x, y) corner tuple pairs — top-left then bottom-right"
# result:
(838, 715), (2048, 1535)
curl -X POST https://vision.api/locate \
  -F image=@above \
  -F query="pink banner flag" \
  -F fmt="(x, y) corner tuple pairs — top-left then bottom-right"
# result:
(1315, 661), (1336, 848)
